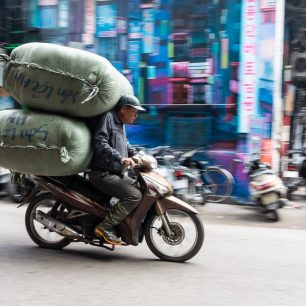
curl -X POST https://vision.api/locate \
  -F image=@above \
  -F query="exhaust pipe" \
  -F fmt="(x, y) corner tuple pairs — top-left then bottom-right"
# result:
(35, 210), (86, 241)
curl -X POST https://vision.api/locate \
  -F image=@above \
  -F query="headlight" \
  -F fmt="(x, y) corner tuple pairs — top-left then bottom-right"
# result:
(149, 156), (158, 170)
(135, 153), (158, 171)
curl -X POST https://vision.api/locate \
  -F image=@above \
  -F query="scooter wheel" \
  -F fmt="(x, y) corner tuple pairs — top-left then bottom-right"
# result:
(267, 210), (279, 222)
(287, 191), (294, 201)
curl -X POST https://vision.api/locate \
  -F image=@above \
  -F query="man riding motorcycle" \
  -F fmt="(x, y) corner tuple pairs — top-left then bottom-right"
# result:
(88, 95), (146, 245)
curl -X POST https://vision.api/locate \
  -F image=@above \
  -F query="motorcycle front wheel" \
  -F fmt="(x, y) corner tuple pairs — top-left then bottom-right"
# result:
(266, 210), (279, 222)
(25, 193), (72, 249)
(145, 209), (204, 262)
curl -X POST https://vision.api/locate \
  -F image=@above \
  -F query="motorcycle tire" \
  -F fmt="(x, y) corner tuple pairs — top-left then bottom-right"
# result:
(145, 209), (204, 262)
(287, 190), (294, 201)
(266, 210), (279, 222)
(25, 193), (72, 249)
(203, 168), (234, 203)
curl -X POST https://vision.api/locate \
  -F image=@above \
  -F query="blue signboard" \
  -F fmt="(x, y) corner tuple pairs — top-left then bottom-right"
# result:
(96, 4), (117, 37)
(128, 40), (141, 68)
(39, 6), (57, 28)
(131, 68), (140, 97)
(128, 0), (141, 19)
(58, 0), (68, 27)
(128, 21), (142, 40)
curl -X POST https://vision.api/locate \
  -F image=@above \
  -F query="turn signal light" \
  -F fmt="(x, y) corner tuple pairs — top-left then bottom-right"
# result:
(287, 163), (299, 171)
(174, 170), (184, 177)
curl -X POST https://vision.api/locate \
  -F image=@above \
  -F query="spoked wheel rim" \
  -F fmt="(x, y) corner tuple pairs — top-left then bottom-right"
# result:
(204, 169), (233, 203)
(146, 209), (204, 261)
(161, 222), (185, 245)
(27, 194), (70, 247)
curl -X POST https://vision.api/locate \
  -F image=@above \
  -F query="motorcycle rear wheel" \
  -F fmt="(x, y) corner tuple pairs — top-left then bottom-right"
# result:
(145, 209), (204, 262)
(203, 168), (234, 203)
(266, 210), (279, 222)
(25, 193), (72, 249)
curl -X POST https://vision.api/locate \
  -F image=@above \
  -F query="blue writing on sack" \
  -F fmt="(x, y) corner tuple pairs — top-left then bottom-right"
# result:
(1, 116), (48, 142)
(12, 70), (81, 104)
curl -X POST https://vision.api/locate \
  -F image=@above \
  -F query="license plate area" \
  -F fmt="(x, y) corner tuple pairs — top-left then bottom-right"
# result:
(261, 192), (279, 205)
(173, 179), (189, 190)
(283, 171), (299, 178)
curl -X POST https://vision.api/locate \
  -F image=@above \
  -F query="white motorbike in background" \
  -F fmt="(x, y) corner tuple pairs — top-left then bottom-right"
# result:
(244, 158), (287, 221)
(0, 167), (24, 202)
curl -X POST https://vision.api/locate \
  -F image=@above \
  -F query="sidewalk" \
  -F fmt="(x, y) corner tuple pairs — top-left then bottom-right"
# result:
(197, 194), (306, 230)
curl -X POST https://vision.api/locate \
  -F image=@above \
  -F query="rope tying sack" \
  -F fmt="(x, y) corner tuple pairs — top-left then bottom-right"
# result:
(0, 54), (10, 62)
(80, 86), (99, 104)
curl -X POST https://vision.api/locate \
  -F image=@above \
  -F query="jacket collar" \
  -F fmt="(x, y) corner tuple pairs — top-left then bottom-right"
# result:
(112, 110), (122, 124)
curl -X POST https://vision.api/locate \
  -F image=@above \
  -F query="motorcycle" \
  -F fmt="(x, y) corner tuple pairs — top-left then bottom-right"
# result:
(245, 159), (287, 221)
(173, 148), (234, 204)
(145, 146), (234, 204)
(19, 153), (204, 262)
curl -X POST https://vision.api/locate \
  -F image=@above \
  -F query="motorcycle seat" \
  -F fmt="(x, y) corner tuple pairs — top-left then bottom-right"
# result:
(53, 175), (111, 204)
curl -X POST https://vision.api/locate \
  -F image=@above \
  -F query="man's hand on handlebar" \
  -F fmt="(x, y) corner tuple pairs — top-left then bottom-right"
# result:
(121, 158), (136, 168)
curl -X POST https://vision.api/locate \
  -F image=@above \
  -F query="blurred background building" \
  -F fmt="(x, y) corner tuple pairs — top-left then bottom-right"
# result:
(284, 1), (306, 153)
(1, 0), (304, 200)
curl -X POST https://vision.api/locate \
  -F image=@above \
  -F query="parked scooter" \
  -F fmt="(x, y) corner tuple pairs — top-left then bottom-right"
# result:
(244, 158), (287, 221)
(19, 152), (204, 262)
(283, 149), (306, 200)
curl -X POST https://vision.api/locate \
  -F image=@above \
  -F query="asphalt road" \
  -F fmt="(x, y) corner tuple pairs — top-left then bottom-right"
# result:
(0, 198), (306, 306)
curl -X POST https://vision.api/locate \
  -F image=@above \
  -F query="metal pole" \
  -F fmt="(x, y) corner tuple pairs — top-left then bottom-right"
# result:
(272, 0), (285, 173)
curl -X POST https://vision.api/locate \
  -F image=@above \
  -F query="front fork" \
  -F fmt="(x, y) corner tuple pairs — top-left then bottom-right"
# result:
(153, 196), (199, 237)
(160, 213), (173, 237)
(154, 200), (174, 237)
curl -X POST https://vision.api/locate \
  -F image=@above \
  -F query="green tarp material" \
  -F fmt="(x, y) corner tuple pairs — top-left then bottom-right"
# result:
(0, 42), (133, 117)
(0, 109), (92, 176)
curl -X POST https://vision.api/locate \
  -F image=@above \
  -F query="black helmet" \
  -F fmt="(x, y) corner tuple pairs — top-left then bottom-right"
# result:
(116, 95), (146, 111)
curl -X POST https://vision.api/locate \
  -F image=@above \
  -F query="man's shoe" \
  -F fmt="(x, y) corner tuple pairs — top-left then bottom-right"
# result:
(94, 227), (124, 245)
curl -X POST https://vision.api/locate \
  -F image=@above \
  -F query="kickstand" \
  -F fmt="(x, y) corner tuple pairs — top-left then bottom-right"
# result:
(100, 243), (115, 251)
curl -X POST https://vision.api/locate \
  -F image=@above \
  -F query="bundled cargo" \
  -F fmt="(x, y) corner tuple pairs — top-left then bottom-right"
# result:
(0, 109), (92, 176)
(0, 43), (133, 117)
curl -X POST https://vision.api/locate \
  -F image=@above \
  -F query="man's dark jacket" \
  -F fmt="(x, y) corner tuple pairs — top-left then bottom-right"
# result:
(89, 110), (137, 174)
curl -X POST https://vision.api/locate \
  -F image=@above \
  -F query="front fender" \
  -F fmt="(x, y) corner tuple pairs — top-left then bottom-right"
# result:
(155, 195), (198, 215)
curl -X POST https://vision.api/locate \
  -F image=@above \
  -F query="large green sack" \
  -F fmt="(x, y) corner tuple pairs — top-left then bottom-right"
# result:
(0, 109), (92, 176)
(0, 43), (133, 117)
